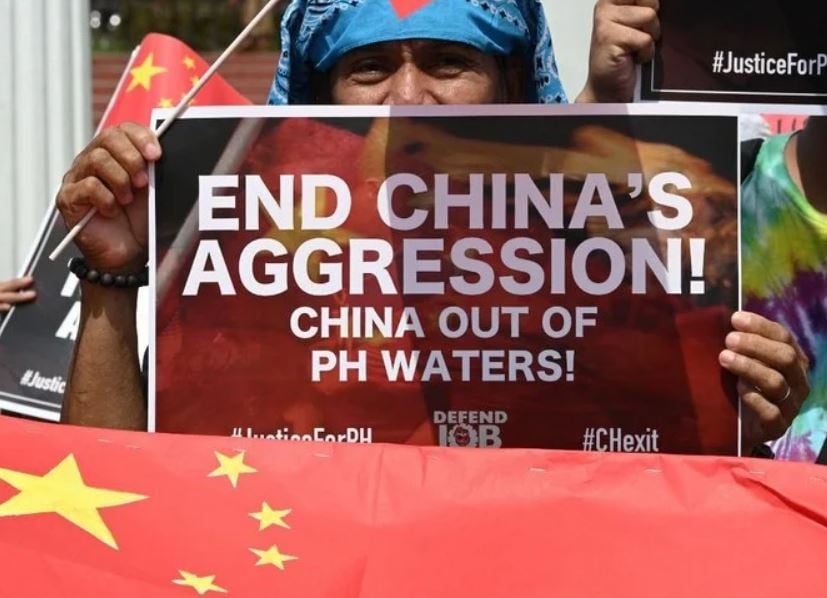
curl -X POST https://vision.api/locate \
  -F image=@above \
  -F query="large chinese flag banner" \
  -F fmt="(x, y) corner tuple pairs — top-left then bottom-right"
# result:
(0, 415), (826, 597)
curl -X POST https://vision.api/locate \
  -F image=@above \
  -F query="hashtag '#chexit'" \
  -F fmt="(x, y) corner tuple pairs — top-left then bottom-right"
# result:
(582, 428), (595, 451)
(712, 51), (725, 73)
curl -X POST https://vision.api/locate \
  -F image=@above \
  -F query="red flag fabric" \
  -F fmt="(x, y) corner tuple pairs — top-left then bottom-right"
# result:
(0, 415), (826, 597)
(101, 33), (250, 130)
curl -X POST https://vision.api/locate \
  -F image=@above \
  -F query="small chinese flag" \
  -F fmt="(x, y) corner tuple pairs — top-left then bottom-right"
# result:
(1, 415), (827, 597)
(101, 33), (250, 130)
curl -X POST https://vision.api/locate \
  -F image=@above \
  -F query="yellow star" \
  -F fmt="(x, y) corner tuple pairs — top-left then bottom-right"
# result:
(183, 56), (196, 70)
(127, 53), (167, 93)
(0, 454), (147, 550)
(172, 571), (227, 595)
(158, 97), (174, 108)
(207, 451), (257, 488)
(250, 502), (291, 531)
(190, 75), (201, 88)
(250, 545), (298, 571)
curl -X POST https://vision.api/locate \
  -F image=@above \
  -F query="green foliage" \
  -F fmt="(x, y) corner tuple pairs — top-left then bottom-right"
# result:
(92, 0), (280, 52)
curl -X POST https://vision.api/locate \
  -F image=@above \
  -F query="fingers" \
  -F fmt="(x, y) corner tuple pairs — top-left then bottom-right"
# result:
(65, 123), (160, 179)
(96, 128), (150, 191)
(731, 311), (810, 395)
(118, 122), (162, 162)
(0, 276), (37, 311)
(0, 290), (37, 307)
(731, 311), (792, 344)
(594, 18), (656, 65)
(606, 5), (660, 40)
(733, 311), (811, 369)
(606, 0), (659, 10)
(61, 123), (160, 204)
(721, 312), (811, 444)
(84, 126), (160, 200)
(83, 147), (134, 206)
(719, 348), (788, 400)
(596, 0), (660, 61)
(57, 177), (118, 222)
(724, 330), (808, 404)
(57, 122), (158, 224)
(738, 380), (789, 441)
(719, 348), (804, 426)
(0, 276), (34, 293)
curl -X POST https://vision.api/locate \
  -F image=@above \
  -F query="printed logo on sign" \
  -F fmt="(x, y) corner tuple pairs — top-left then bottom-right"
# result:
(433, 410), (507, 448)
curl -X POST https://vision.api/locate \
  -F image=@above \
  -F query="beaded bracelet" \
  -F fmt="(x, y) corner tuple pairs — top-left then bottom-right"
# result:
(68, 257), (149, 288)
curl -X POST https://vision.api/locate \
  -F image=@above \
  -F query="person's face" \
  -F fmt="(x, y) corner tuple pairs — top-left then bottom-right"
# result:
(327, 40), (517, 105)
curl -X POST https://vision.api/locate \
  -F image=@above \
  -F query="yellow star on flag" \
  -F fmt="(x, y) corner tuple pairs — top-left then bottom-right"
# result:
(250, 502), (291, 530)
(250, 545), (298, 571)
(127, 53), (167, 92)
(0, 454), (147, 549)
(172, 571), (228, 595)
(208, 451), (257, 488)
(158, 97), (174, 108)
(183, 56), (197, 70)
(190, 75), (201, 88)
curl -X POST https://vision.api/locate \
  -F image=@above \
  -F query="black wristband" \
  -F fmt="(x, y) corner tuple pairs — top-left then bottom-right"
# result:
(69, 257), (148, 288)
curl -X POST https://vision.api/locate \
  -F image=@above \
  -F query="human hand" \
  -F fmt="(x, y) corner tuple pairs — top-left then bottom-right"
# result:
(577, 0), (660, 103)
(0, 276), (37, 313)
(719, 312), (810, 452)
(56, 123), (161, 273)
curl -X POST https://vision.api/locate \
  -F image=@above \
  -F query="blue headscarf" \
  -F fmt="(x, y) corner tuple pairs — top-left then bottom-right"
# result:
(267, 0), (568, 105)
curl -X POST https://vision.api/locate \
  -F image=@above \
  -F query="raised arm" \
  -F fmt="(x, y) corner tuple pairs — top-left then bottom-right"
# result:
(576, 0), (661, 103)
(62, 283), (146, 429)
(56, 123), (160, 430)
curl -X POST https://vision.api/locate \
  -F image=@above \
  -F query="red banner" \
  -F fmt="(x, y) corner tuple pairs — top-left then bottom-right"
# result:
(1, 415), (825, 596)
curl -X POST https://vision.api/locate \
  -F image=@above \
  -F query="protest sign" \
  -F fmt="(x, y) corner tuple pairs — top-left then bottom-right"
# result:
(150, 105), (740, 455)
(0, 213), (81, 420)
(640, 0), (827, 104)
(0, 210), (149, 420)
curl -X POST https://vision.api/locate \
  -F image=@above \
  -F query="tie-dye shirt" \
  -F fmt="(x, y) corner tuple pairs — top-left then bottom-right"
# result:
(741, 133), (827, 462)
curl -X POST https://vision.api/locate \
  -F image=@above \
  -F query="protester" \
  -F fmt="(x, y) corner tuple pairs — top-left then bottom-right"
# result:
(741, 117), (826, 461)
(0, 276), (36, 315)
(55, 0), (809, 456)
